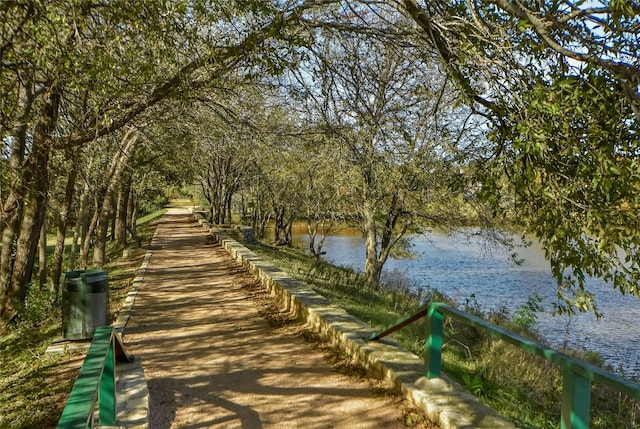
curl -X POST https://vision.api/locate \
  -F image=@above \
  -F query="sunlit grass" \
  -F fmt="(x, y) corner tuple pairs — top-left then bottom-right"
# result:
(136, 208), (168, 225)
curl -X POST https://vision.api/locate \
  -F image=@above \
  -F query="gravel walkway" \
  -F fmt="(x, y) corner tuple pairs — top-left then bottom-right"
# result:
(124, 207), (412, 428)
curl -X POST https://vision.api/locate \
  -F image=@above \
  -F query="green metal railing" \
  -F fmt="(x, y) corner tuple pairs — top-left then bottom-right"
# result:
(368, 302), (640, 429)
(57, 326), (130, 429)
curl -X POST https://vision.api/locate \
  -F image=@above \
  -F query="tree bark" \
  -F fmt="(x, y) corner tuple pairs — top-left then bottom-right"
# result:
(92, 194), (114, 266)
(51, 153), (79, 293)
(109, 204), (116, 242)
(73, 179), (93, 270)
(273, 205), (291, 245)
(80, 198), (99, 269)
(0, 76), (33, 319)
(1, 84), (58, 322)
(127, 192), (140, 247)
(38, 216), (47, 289)
(92, 127), (139, 266)
(362, 203), (382, 289)
(114, 173), (132, 246)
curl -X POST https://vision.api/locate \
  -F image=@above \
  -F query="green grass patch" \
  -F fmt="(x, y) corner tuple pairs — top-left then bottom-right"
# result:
(245, 239), (640, 429)
(136, 207), (168, 226)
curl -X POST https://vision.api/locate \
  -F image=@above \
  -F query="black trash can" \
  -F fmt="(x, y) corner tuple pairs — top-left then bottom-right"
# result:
(62, 270), (109, 340)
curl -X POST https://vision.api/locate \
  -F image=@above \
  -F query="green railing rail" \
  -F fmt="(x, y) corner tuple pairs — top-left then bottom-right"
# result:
(57, 326), (131, 429)
(368, 302), (640, 429)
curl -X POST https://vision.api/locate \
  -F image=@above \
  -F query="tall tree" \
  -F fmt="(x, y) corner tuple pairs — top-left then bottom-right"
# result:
(294, 13), (469, 287)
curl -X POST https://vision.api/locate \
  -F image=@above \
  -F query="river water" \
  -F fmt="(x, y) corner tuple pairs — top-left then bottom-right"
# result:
(290, 229), (640, 378)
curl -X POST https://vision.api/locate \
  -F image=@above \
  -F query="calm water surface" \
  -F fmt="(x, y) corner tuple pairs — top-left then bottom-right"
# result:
(292, 229), (640, 377)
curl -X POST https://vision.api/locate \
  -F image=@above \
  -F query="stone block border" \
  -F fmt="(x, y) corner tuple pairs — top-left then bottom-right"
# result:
(200, 217), (515, 429)
(107, 225), (162, 428)
(113, 225), (160, 334)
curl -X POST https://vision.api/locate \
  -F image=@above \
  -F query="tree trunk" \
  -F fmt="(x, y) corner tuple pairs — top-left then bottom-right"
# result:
(363, 203), (382, 289)
(75, 182), (95, 270)
(114, 175), (132, 247)
(1, 198), (23, 316)
(224, 190), (233, 224)
(109, 205), (116, 241)
(92, 127), (139, 266)
(273, 206), (288, 245)
(307, 219), (318, 257)
(0, 77), (32, 321)
(92, 195), (114, 267)
(307, 217), (331, 258)
(0, 209), (22, 319)
(1, 84), (58, 322)
(38, 216), (47, 289)
(80, 201), (100, 269)
(0, 75), (32, 236)
(127, 193), (140, 246)
(52, 155), (79, 293)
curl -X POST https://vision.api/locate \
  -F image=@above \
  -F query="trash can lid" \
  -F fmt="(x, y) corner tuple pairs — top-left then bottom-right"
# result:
(63, 270), (108, 292)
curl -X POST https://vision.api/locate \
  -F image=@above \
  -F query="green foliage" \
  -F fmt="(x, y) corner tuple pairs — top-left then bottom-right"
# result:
(513, 293), (543, 330)
(401, 0), (640, 316)
(15, 284), (60, 331)
(137, 192), (170, 218)
(461, 372), (487, 397)
(483, 71), (640, 315)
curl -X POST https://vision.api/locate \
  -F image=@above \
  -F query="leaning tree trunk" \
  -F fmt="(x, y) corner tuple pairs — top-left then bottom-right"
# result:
(93, 195), (115, 266)
(93, 127), (139, 267)
(126, 192), (140, 247)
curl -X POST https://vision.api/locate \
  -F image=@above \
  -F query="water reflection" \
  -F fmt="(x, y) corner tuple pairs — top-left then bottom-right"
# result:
(291, 229), (640, 377)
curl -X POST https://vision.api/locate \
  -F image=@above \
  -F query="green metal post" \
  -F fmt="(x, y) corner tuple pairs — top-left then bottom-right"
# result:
(99, 333), (117, 426)
(425, 306), (444, 378)
(561, 367), (591, 429)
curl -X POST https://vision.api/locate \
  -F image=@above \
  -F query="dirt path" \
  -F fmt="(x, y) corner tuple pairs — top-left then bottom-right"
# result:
(124, 207), (419, 428)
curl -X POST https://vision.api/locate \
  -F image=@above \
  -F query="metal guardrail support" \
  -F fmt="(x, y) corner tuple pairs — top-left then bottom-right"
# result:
(57, 326), (131, 429)
(425, 306), (444, 379)
(368, 302), (640, 429)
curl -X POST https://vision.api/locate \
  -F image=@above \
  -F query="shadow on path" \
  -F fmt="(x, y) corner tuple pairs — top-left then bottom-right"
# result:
(124, 207), (408, 428)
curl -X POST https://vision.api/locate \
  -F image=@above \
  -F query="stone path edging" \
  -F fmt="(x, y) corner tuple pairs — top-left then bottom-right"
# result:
(205, 221), (516, 429)
(110, 225), (162, 429)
